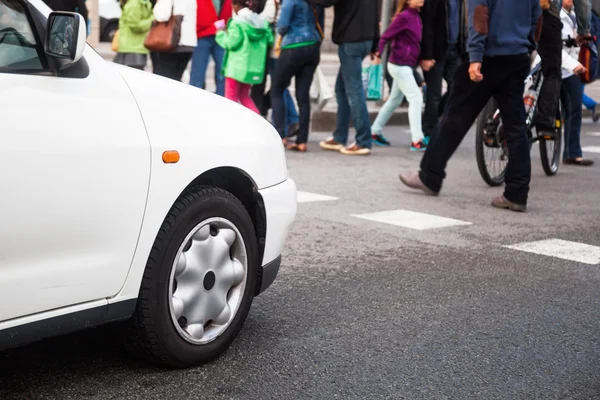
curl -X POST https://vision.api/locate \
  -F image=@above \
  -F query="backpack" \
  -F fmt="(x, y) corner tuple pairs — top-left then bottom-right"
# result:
(580, 10), (600, 83)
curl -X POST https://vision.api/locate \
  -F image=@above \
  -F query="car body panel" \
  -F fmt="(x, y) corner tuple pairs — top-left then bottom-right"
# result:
(0, 46), (151, 322)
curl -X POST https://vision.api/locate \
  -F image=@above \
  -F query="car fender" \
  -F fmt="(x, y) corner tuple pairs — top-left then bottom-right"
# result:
(111, 66), (290, 303)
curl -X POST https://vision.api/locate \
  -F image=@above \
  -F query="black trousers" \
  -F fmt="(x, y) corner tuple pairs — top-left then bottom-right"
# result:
(535, 5), (563, 130)
(251, 49), (271, 117)
(422, 48), (462, 139)
(271, 43), (320, 144)
(419, 54), (532, 205)
(153, 52), (192, 82)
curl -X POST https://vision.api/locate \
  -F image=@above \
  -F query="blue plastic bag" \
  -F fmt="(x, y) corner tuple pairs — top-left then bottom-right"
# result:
(362, 64), (383, 101)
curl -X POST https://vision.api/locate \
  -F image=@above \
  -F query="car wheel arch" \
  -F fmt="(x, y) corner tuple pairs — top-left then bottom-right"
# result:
(180, 167), (267, 271)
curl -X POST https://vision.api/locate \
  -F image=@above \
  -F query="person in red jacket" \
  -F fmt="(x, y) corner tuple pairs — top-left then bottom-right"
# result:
(190, 0), (232, 96)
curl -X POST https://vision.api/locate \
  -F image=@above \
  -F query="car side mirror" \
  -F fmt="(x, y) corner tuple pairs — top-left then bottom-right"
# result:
(44, 12), (86, 70)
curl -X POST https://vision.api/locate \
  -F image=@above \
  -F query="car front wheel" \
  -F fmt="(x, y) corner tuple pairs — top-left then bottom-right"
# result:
(124, 187), (258, 368)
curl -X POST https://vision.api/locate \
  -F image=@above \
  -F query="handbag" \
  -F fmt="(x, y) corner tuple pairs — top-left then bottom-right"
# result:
(579, 41), (599, 84)
(310, 66), (333, 111)
(111, 29), (119, 52)
(144, 5), (183, 52)
(362, 64), (384, 101)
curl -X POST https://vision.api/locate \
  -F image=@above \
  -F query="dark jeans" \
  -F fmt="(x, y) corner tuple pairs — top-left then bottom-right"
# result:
(560, 74), (584, 159)
(536, 5), (563, 130)
(422, 47), (462, 139)
(190, 36), (225, 96)
(271, 43), (320, 144)
(251, 50), (271, 116)
(420, 54), (531, 205)
(153, 52), (192, 81)
(333, 41), (373, 148)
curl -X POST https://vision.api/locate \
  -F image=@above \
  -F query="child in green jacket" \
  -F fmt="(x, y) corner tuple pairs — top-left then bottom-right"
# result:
(114, 0), (153, 70)
(216, 0), (274, 113)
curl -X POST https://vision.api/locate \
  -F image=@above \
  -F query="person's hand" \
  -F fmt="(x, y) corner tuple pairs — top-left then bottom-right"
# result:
(420, 59), (435, 72)
(574, 64), (587, 75)
(214, 19), (226, 31)
(576, 34), (594, 45)
(370, 51), (380, 61)
(469, 62), (483, 82)
(372, 55), (382, 65)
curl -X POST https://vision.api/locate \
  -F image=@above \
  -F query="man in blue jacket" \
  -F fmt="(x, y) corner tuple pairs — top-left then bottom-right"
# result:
(400, 0), (542, 212)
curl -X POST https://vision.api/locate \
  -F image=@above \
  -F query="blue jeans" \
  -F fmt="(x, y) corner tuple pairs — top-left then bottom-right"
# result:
(333, 41), (373, 149)
(267, 58), (299, 136)
(190, 36), (225, 96)
(582, 84), (597, 110)
(560, 75), (583, 159)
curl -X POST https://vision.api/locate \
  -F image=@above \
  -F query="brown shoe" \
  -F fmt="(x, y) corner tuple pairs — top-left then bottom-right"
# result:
(398, 171), (438, 196)
(320, 137), (345, 151)
(287, 143), (307, 152)
(491, 195), (527, 212)
(340, 143), (371, 156)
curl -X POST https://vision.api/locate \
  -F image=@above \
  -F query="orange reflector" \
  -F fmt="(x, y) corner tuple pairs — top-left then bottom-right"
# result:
(162, 150), (180, 164)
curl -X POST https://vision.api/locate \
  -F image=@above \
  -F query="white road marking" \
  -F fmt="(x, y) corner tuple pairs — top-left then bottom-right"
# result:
(352, 209), (472, 230)
(297, 191), (338, 203)
(505, 239), (600, 265)
(582, 146), (600, 154)
(585, 132), (600, 137)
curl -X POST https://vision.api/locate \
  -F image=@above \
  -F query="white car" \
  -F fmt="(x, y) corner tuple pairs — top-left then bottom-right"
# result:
(0, 0), (296, 368)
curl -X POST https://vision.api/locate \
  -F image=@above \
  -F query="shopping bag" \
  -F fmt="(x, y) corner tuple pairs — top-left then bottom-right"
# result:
(362, 64), (383, 101)
(111, 30), (119, 52)
(310, 66), (333, 111)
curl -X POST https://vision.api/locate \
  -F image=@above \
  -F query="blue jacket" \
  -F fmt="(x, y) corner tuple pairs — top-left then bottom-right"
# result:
(278, 0), (324, 47)
(468, 0), (541, 63)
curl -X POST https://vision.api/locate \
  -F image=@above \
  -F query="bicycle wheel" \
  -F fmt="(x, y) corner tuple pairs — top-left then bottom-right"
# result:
(476, 99), (508, 186)
(539, 102), (563, 176)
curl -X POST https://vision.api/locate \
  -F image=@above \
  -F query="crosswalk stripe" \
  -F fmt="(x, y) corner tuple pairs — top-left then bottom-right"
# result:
(585, 132), (600, 137)
(505, 239), (600, 265)
(352, 209), (472, 230)
(582, 146), (600, 153)
(297, 191), (338, 203)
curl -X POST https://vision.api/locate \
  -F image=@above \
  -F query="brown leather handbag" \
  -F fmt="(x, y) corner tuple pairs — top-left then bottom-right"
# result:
(144, 5), (183, 52)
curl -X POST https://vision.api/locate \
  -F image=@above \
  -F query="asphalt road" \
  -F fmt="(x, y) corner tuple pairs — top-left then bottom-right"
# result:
(1, 120), (600, 399)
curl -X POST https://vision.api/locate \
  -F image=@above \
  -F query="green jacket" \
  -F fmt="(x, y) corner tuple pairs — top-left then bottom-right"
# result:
(118, 0), (153, 54)
(216, 8), (274, 85)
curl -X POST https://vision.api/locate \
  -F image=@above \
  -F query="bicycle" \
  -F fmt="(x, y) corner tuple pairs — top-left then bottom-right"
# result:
(475, 54), (563, 186)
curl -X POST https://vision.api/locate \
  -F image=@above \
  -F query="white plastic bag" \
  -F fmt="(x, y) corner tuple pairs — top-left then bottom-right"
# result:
(310, 66), (333, 111)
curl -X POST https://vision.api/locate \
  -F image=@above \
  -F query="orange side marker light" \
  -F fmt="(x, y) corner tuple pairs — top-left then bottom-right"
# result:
(162, 150), (180, 164)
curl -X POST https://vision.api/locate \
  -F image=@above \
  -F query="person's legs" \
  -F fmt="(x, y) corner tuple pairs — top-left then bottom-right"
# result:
(211, 38), (226, 96)
(332, 52), (350, 145)
(225, 77), (240, 103)
(271, 48), (300, 138)
(582, 89), (596, 110)
(337, 41), (373, 148)
(189, 37), (212, 89)
(251, 51), (269, 116)
(173, 52), (192, 82)
(371, 71), (405, 136)
(293, 45), (320, 144)
(535, 5), (563, 132)
(238, 83), (261, 114)
(419, 59), (493, 192)
(392, 65), (424, 144)
(439, 49), (462, 116)
(493, 54), (531, 206)
(561, 75), (584, 160)
(422, 59), (445, 139)
(284, 89), (299, 126)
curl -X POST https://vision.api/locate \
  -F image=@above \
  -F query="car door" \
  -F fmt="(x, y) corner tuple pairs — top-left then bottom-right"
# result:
(0, 0), (151, 322)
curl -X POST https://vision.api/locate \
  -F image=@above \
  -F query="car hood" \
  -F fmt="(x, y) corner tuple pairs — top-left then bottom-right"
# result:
(114, 64), (288, 190)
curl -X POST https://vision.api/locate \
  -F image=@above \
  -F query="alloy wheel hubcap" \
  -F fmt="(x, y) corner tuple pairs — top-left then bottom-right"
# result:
(168, 218), (247, 345)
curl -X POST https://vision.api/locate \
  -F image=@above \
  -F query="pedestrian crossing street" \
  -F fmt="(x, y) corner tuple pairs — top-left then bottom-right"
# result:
(295, 191), (600, 266)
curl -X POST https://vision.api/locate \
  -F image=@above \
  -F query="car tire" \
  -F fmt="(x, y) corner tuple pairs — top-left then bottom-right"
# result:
(123, 187), (259, 368)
